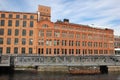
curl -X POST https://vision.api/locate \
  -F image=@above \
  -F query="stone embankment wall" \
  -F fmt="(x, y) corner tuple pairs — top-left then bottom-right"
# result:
(14, 66), (120, 73)
(108, 66), (120, 72)
(37, 66), (68, 72)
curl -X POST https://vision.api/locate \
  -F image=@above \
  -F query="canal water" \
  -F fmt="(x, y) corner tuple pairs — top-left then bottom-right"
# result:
(0, 71), (120, 80)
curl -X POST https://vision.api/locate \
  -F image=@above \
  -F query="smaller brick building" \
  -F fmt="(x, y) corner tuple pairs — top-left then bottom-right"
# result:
(114, 35), (120, 48)
(114, 35), (120, 55)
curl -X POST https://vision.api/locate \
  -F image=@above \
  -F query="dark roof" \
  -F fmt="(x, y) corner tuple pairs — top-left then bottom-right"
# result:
(55, 21), (113, 31)
(0, 10), (37, 15)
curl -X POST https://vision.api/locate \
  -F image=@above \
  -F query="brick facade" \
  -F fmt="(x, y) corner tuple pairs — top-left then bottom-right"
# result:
(0, 5), (114, 56)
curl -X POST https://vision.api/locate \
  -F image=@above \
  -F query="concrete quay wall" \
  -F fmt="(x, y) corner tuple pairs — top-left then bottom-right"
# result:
(108, 66), (120, 72)
(14, 66), (120, 73)
(37, 66), (68, 72)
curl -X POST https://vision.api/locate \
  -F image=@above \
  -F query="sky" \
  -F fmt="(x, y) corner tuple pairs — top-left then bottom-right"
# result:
(0, 0), (120, 35)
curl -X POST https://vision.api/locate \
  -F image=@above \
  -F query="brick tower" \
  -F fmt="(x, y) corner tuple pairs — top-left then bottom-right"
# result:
(38, 5), (51, 21)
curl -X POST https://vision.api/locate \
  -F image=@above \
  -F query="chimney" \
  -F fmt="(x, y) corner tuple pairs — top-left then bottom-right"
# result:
(63, 19), (69, 23)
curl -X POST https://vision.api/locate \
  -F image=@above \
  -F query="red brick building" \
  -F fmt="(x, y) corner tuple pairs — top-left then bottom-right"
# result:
(0, 5), (114, 56)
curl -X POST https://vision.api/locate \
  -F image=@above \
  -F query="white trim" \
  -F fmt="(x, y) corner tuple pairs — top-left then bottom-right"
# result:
(115, 48), (120, 51)
(38, 12), (40, 21)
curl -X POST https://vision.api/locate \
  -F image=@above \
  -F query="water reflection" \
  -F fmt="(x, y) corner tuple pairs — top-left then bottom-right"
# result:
(0, 71), (120, 80)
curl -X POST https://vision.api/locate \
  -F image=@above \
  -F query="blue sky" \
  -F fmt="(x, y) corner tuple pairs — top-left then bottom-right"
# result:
(0, 0), (120, 35)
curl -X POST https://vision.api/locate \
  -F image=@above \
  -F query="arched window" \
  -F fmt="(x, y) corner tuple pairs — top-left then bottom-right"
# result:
(42, 24), (48, 28)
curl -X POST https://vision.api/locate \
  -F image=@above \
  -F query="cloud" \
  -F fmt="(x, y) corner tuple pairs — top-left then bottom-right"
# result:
(0, 0), (120, 35)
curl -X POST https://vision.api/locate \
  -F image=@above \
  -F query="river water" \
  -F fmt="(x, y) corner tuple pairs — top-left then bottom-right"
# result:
(0, 71), (120, 80)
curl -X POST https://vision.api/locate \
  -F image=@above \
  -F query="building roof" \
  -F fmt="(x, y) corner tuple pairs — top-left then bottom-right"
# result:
(0, 11), (37, 14)
(55, 20), (113, 31)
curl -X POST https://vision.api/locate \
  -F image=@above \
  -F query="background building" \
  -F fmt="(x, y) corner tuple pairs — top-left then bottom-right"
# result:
(0, 5), (114, 56)
(114, 35), (120, 48)
(114, 35), (120, 55)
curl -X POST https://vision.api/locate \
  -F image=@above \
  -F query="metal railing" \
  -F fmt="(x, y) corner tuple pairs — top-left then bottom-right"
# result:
(13, 55), (120, 66)
(0, 55), (120, 66)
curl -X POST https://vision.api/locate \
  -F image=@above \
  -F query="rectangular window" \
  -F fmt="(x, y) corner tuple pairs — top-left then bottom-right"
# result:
(76, 34), (80, 39)
(0, 29), (4, 35)
(8, 29), (12, 35)
(1, 14), (5, 18)
(46, 30), (52, 37)
(38, 48), (44, 54)
(30, 21), (33, 27)
(14, 38), (18, 45)
(22, 38), (26, 45)
(7, 38), (11, 45)
(76, 49), (80, 54)
(0, 47), (3, 54)
(46, 48), (48, 54)
(8, 20), (12, 26)
(69, 40), (74, 46)
(62, 49), (64, 54)
(9, 14), (13, 18)
(94, 50), (98, 54)
(49, 48), (51, 54)
(69, 49), (72, 54)
(88, 49), (92, 54)
(83, 49), (87, 55)
(82, 34), (87, 39)
(54, 25), (60, 29)
(94, 42), (98, 47)
(16, 15), (20, 18)
(88, 34), (92, 40)
(46, 39), (52, 46)
(15, 29), (19, 36)
(23, 15), (27, 19)
(1, 20), (5, 26)
(76, 41), (80, 46)
(0, 38), (3, 44)
(23, 21), (26, 27)
(62, 40), (67, 46)
(14, 47), (18, 54)
(54, 40), (57, 46)
(57, 49), (59, 54)
(99, 50), (103, 54)
(54, 48), (56, 54)
(82, 41), (87, 46)
(99, 42), (102, 47)
(104, 43), (108, 48)
(104, 50), (108, 54)
(72, 49), (74, 54)
(69, 33), (74, 38)
(110, 43), (114, 48)
(29, 48), (32, 54)
(57, 40), (60, 46)
(79, 49), (81, 54)
(46, 48), (51, 54)
(109, 50), (114, 54)
(15, 20), (19, 27)
(39, 30), (44, 37)
(38, 39), (44, 45)
(22, 29), (26, 36)
(54, 31), (60, 37)
(29, 30), (33, 36)
(30, 15), (34, 19)
(62, 32), (67, 38)
(6, 47), (10, 54)
(88, 42), (92, 47)
(21, 48), (25, 54)
(76, 49), (78, 54)
(29, 38), (33, 45)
